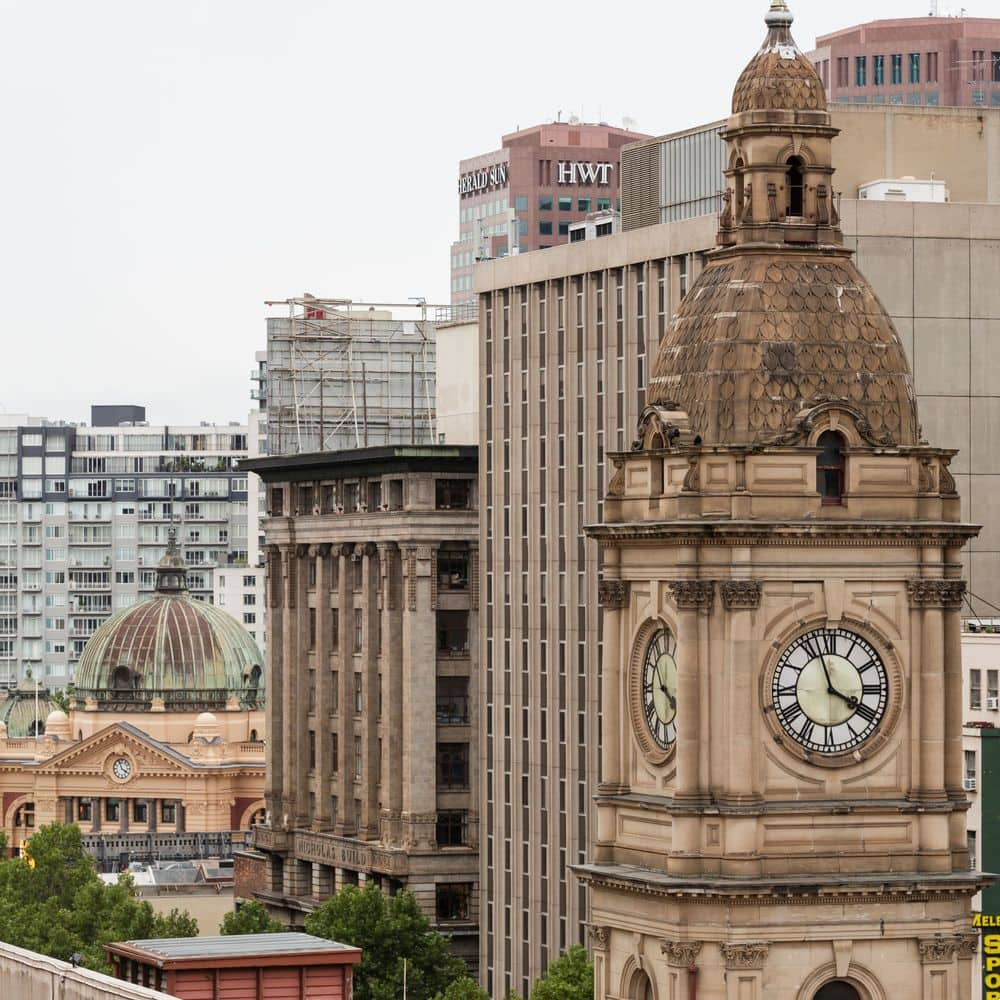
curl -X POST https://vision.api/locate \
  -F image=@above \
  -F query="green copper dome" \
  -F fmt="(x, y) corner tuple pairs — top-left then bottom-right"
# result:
(74, 533), (264, 711)
(0, 686), (60, 737)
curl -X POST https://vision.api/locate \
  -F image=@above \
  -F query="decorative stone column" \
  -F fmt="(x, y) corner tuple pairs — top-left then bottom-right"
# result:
(597, 574), (629, 794)
(401, 544), (437, 849)
(312, 544), (333, 831)
(361, 542), (380, 840)
(279, 545), (297, 827)
(918, 934), (977, 999)
(378, 543), (403, 847)
(661, 940), (703, 1000)
(668, 578), (713, 875)
(589, 925), (612, 1000)
(264, 544), (284, 824)
(293, 544), (311, 828)
(720, 942), (768, 1000)
(334, 543), (356, 838)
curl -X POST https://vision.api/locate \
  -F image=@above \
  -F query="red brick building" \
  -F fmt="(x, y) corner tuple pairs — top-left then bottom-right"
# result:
(807, 16), (1000, 109)
(106, 933), (360, 999)
(450, 122), (648, 306)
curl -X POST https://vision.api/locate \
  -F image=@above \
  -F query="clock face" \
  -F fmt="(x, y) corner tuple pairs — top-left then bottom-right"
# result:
(112, 757), (132, 780)
(772, 627), (888, 755)
(641, 628), (678, 751)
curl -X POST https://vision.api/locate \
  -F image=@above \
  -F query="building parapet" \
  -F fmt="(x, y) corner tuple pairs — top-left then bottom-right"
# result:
(0, 940), (175, 1000)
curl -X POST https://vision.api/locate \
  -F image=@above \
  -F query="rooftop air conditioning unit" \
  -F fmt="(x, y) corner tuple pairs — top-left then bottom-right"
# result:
(988, 697), (999, 710)
(964, 777), (977, 792)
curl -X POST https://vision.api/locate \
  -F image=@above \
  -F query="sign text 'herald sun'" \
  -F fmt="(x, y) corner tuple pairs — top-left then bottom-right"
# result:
(458, 163), (509, 195)
(558, 161), (614, 186)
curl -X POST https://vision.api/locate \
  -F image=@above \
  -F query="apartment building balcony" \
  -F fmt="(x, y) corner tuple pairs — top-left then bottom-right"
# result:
(68, 581), (112, 592)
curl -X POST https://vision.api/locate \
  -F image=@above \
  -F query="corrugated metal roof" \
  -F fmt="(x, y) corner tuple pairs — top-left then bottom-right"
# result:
(120, 933), (355, 960)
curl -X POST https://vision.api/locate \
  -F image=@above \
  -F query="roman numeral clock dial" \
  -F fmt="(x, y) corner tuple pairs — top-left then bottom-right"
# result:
(770, 627), (889, 757)
(630, 626), (678, 764)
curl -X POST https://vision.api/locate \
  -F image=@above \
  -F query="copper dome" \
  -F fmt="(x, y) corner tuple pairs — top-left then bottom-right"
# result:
(731, 1), (825, 114)
(649, 253), (918, 447)
(74, 539), (263, 710)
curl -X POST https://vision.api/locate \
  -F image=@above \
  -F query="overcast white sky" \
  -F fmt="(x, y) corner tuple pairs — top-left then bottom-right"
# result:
(0, 0), (973, 425)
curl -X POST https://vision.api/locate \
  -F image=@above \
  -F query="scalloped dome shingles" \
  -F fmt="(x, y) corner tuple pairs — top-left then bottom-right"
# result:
(648, 254), (919, 447)
(732, 47), (826, 114)
(75, 593), (263, 696)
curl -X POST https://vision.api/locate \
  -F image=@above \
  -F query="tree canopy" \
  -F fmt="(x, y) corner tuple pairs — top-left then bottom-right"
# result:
(528, 945), (593, 1000)
(303, 882), (467, 1000)
(431, 976), (490, 1000)
(220, 899), (284, 935)
(0, 822), (198, 973)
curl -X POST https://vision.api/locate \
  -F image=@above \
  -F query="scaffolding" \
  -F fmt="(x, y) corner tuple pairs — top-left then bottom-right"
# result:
(263, 296), (468, 457)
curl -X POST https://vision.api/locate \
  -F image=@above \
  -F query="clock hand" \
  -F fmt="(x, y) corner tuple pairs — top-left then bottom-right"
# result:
(820, 656), (859, 708)
(659, 683), (676, 711)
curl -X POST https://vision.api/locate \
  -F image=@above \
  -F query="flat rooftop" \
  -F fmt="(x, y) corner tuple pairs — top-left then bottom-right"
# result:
(113, 933), (358, 963)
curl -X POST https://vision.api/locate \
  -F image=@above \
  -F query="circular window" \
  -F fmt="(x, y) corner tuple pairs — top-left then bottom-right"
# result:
(815, 983), (861, 1000)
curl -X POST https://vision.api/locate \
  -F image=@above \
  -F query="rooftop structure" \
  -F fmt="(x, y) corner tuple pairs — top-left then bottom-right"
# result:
(106, 933), (360, 999)
(263, 297), (463, 457)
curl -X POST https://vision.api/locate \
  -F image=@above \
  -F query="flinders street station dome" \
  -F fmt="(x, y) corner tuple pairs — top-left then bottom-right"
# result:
(648, 0), (918, 448)
(74, 531), (264, 711)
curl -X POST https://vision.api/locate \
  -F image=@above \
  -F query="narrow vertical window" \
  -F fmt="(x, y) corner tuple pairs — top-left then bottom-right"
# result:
(816, 431), (846, 504)
(786, 157), (805, 217)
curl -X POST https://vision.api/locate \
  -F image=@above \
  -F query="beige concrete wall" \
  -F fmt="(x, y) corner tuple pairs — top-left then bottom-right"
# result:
(831, 105), (1000, 203)
(0, 941), (175, 1000)
(435, 319), (480, 445)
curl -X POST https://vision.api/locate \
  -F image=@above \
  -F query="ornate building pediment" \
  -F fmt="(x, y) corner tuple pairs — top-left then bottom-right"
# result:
(34, 722), (201, 777)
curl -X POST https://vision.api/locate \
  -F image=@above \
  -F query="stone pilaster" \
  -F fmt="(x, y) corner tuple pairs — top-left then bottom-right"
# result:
(313, 544), (333, 831)
(401, 544), (437, 848)
(598, 576), (629, 793)
(334, 543), (355, 838)
(294, 544), (311, 828)
(378, 543), (404, 846)
(264, 544), (283, 823)
(361, 542), (381, 839)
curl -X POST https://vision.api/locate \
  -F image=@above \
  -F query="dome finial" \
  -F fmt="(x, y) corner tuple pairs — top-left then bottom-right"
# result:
(764, 0), (794, 34)
(155, 523), (189, 593)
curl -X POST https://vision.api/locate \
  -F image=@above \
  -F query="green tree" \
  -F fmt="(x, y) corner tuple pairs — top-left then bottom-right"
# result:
(220, 900), (284, 935)
(528, 945), (593, 1000)
(304, 883), (466, 1000)
(431, 976), (489, 1000)
(0, 823), (198, 973)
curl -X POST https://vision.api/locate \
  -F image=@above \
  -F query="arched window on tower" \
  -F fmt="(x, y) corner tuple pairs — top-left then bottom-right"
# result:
(814, 982), (861, 1000)
(735, 158), (745, 217)
(786, 156), (805, 216)
(816, 431), (846, 504)
(111, 665), (132, 690)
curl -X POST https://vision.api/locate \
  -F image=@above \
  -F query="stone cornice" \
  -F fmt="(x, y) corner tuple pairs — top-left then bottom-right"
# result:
(585, 520), (978, 549)
(571, 863), (993, 905)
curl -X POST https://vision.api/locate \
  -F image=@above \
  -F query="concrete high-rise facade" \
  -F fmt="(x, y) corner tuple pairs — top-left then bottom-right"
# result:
(0, 407), (251, 688)
(806, 15), (1000, 109)
(451, 122), (648, 307)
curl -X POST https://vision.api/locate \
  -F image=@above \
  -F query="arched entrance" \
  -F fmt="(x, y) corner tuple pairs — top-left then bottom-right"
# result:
(815, 983), (861, 1000)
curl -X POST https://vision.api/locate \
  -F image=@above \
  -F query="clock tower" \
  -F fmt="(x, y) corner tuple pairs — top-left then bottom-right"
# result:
(578, 4), (989, 998)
